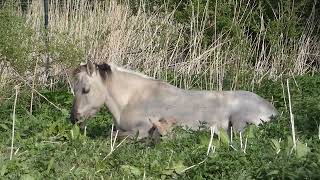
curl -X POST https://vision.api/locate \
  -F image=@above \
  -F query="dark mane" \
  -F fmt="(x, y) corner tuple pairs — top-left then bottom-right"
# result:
(72, 63), (111, 80)
(97, 63), (112, 80)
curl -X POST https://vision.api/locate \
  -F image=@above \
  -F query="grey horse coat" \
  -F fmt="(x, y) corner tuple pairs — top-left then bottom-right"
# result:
(70, 61), (278, 139)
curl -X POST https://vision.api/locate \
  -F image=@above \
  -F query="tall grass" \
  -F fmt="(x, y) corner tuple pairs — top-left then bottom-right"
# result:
(1, 0), (319, 92)
(0, 2), (319, 178)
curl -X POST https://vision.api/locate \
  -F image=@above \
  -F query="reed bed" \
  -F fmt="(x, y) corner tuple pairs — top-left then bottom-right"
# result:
(1, 0), (319, 92)
(0, 0), (320, 90)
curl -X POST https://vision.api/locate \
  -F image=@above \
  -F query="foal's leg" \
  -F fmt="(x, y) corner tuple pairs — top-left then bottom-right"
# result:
(112, 129), (151, 141)
(117, 114), (154, 140)
(112, 130), (136, 140)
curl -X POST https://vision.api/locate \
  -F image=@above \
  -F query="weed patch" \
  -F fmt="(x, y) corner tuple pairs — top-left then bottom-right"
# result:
(1, 75), (320, 179)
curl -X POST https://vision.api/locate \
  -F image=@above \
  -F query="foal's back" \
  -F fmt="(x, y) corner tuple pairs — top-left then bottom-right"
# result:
(142, 82), (277, 131)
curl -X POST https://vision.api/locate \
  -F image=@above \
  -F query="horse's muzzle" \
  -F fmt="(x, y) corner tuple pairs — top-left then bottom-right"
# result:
(70, 110), (79, 124)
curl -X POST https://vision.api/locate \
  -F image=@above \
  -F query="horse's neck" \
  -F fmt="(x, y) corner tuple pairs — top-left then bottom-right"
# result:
(104, 91), (121, 124)
(105, 68), (152, 116)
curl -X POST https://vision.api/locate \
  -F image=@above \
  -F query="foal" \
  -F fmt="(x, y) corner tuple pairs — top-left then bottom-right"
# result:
(70, 61), (278, 139)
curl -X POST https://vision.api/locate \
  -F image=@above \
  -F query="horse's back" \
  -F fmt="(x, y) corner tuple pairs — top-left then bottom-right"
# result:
(130, 80), (277, 132)
(165, 89), (278, 131)
(228, 90), (278, 130)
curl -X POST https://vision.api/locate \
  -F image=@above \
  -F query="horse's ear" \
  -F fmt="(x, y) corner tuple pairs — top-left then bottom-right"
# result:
(86, 59), (95, 76)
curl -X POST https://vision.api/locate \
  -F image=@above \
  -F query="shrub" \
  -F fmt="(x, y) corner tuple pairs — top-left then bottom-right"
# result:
(0, 6), (36, 73)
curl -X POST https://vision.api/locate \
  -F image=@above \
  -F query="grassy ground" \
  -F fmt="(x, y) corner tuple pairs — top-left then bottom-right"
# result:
(1, 0), (320, 179)
(0, 75), (319, 179)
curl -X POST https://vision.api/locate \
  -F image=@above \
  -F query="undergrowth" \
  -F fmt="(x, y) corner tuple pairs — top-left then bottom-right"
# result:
(0, 0), (319, 179)
(0, 75), (319, 179)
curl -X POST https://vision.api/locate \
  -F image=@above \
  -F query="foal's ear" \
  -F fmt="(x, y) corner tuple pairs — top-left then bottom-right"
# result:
(86, 59), (96, 76)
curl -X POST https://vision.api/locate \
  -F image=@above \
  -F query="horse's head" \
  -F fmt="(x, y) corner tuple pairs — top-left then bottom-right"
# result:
(70, 60), (111, 127)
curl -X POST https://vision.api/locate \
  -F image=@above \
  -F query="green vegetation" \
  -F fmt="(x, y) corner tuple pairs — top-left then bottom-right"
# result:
(0, 6), (35, 73)
(0, 0), (319, 179)
(0, 75), (320, 179)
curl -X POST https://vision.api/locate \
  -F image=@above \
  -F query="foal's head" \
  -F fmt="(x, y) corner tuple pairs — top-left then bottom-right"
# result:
(149, 117), (177, 138)
(70, 60), (111, 126)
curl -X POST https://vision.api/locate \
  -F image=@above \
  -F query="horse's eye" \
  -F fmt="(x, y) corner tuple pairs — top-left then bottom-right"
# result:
(82, 87), (90, 94)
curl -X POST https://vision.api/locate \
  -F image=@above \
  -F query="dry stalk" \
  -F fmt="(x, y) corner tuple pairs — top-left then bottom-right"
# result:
(112, 130), (119, 151)
(103, 125), (128, 160)
(109, 123), (114, 152)
(10, 85), (19, 160)
(30, 59), (39, 114)
(239, 131), (243, 149)
(281, 80), (288, 110)
(12, 68), (63, 112)
(287, 79), (297, 151)
(207, 126), (215, 156)
(181, 158), (207, 173)
(243, 136), (248, 153)
(9, 0), (317, 92)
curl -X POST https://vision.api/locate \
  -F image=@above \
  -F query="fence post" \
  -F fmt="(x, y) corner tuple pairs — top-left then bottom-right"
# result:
(43, 0), (50, 81)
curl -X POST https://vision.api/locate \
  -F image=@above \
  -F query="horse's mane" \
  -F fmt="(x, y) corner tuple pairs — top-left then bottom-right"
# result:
(73, 62), (155, 81)
(110, 63), (154, 80)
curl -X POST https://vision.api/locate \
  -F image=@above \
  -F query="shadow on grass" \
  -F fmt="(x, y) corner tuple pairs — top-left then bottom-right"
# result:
(82, 108), (114, 139)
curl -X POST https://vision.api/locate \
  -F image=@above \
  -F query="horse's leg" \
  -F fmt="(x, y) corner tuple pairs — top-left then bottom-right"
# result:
(112, 128), (152, 141)
(118, 110), (153, 139)
(112, 130), (136, 140)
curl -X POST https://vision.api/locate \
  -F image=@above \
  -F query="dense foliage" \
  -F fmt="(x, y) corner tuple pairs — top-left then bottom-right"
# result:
(131, 0), (320, 41)
(0, 6), (35, 73)
(0, 0), (319, 179)
(0, 75), (319, 179)
(130, 0), (320, 70)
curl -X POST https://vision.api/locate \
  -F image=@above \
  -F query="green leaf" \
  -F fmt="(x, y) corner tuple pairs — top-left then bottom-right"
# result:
(296, 140), (310, 159)
(287, 136), (293, 147)
(162, 169), (174, 176)
(199, 134), (210, 147)
(267, 170), (279, 176)
(120, 165), (141, 176)
(0, 124), (9, 131)
(212, 139), (221, 149)
(61, 109), (69, 117)
(20, 174), (35, 180)
(286, 136), (294, 155)
(270, 139), (281, 153)
(0, 162), (7, 176)
(218, 128), (229, 145)
(70, 125), (80, 140)
(172, 161), (187, 174)
(46, 157), (55, 174)
(245, 125), (256, 138)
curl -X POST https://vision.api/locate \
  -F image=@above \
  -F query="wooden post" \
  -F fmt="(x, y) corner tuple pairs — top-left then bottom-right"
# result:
(44, 0), (50, 81)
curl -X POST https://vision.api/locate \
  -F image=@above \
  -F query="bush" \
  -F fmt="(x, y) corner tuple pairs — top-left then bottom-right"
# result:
(0, 6), (36, 73)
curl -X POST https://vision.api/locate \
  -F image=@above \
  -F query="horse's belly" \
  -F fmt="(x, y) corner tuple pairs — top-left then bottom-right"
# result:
(159, 102), (230, 130)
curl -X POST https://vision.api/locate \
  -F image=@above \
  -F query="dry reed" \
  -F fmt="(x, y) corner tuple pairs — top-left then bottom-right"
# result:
(0, 0), (316, 92)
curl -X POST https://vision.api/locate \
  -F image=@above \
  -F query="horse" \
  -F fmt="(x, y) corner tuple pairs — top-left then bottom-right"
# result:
(70, 60), (278, 139)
